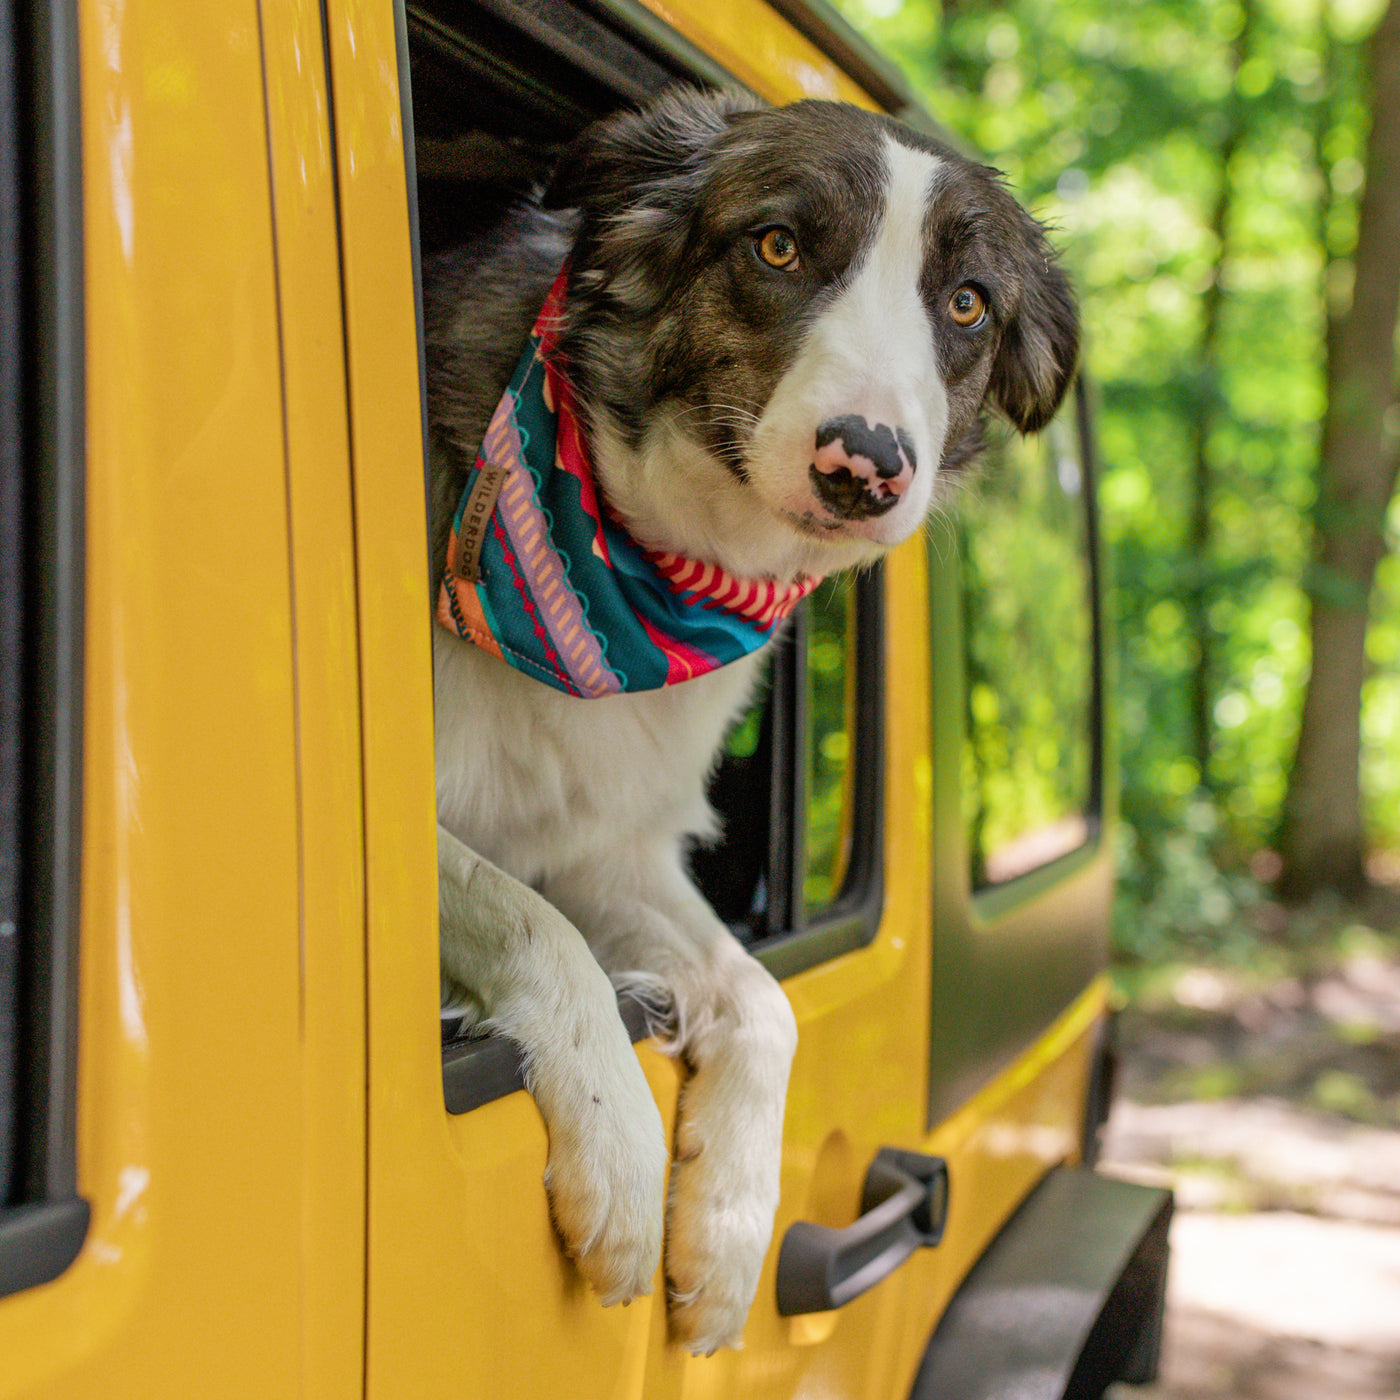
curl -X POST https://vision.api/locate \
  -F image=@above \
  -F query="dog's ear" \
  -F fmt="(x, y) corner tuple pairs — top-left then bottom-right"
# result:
(543, 87), (754, 218)
(990, 222), (1080, 434)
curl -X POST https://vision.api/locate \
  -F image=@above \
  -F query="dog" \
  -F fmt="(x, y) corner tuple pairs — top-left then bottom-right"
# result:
(426, 88), (1078, 1355)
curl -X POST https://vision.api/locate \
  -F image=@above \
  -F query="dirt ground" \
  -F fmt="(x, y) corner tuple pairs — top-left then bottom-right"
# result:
(1099, 931), (1400, 1399)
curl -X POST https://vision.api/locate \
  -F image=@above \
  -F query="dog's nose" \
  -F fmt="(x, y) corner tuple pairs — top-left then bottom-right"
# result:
(809, 415), (916, 519)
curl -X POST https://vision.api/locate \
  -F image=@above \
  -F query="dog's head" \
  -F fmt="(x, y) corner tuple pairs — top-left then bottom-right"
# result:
(546, 89), (1079, 579)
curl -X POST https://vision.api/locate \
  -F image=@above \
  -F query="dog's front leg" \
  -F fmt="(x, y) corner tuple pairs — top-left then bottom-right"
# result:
(438, 824), (668, 1305)
(544, 848), (798, 1355)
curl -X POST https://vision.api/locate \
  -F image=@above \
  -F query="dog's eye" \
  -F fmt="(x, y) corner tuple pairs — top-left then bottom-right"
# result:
(755, 227), (800, 271)
(948, 285), (987, 326)
(948, 284), (987, 328)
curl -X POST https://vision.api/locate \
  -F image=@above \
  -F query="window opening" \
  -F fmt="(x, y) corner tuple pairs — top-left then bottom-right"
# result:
(418, 0), (885, 1104)
(690, 568), (884, 979)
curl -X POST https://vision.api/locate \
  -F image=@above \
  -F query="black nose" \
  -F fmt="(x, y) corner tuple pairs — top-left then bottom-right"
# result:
(810, 415), (916, 519)
(809, 463), (901, 518)
(816, 416), (917, 479)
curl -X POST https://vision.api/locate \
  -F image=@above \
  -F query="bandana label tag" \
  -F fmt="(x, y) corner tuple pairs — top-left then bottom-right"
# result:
(453, 460), (508, 582)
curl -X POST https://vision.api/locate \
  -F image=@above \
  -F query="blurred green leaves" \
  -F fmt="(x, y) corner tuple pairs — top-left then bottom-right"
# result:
(833, 0), (1400, 947)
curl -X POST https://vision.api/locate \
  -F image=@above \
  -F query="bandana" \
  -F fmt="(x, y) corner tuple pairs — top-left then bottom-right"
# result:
(435, 268), (819, 697)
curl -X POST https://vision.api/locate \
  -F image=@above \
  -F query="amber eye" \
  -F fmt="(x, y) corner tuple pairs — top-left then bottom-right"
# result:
(756, 227), (800, 270)
(948, 284), (987, 327)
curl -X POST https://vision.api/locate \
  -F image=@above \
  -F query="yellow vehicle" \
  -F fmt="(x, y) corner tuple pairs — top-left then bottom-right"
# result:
(0, 1), (1170, 1396)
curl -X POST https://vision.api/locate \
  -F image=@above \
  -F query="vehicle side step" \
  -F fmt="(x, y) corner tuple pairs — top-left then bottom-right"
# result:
(909, 1166), (1173, 1400)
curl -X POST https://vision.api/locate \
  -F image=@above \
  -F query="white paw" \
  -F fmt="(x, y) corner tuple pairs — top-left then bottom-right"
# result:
(662, 963), (795, 1352)
(535, 1049), (669, 1307)
(664, 1144), (778, 1354)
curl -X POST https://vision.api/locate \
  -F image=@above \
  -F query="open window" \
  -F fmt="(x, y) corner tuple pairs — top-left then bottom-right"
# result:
(407, 0), (735, 258)
(690, 570), (884, 978)
(416, 0), (886, 1109)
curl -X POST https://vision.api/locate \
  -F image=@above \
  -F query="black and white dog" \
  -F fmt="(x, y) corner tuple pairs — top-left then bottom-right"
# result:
(427, 89), (1078, 1354)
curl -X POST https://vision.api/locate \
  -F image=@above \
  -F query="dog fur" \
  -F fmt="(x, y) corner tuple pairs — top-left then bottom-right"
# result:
(427, 89), (1078, 1354)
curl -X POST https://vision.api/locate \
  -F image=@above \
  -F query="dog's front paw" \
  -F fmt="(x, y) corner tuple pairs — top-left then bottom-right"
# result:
(536, 1052), (669, 1307)
(660, 962), (795, 1352)
(664, 1146), (778, 1354)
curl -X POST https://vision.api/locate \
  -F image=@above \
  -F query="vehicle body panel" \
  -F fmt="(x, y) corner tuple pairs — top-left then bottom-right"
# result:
(3, 3), (305, 1394)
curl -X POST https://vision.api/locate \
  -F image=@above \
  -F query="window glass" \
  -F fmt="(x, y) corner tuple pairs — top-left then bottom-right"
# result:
(961, 395), (1095, 886)
(804, 575), (857, 912)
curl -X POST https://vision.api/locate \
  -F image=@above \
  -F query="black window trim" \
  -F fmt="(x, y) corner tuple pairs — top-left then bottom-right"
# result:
(753, 567), (885, 982)
(0, 0), (90, 1298)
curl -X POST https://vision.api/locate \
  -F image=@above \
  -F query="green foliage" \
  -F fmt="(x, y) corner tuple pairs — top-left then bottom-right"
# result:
(961, 411), (1094, 884)
(804, 576), (857, 910)
(832, 0), (1400, 953)
(1112, 799), (1270, 964)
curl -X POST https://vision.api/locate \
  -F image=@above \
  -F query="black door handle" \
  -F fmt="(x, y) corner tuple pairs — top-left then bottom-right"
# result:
(776, 1148), (949, 1315)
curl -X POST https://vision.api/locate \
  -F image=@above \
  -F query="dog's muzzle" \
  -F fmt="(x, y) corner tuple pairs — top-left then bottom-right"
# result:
(809, 414), (916, 520)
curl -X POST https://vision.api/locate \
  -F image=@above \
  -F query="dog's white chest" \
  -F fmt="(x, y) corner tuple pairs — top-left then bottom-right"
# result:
(433, 625), (766, 883)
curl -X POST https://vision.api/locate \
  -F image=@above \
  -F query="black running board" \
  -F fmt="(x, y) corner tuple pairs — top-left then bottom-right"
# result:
(909, 1167), (1173, 1400)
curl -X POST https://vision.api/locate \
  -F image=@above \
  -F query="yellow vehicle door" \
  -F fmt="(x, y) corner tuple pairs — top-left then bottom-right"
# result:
(0, 1), (366, 1396)
(338, 3), (946, 1397)
(343, 3), (1110, 1398)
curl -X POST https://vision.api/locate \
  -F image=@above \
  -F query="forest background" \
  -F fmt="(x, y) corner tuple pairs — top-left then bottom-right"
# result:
(832, 0), (1400, 972)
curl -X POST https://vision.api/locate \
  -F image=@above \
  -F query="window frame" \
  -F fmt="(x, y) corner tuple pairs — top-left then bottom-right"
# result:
(752, 569), (885, 982)
(424, 0), (888, 1113)
(0, 0), (90, 1298)
(962, 378), (1106, 902)
(927, 376), (1112, 1126)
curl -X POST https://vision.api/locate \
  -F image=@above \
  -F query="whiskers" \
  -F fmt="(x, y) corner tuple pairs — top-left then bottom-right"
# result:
(671, 401), (763, 435)
(919, 496), (961, 567)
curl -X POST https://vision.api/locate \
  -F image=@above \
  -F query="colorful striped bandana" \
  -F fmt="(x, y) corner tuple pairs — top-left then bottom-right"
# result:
(435, 268), (820, 698)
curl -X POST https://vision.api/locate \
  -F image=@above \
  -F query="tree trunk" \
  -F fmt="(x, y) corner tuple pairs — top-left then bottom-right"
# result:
(1278, 0), (1400, 900)
(1187, 0), (1252, 793)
